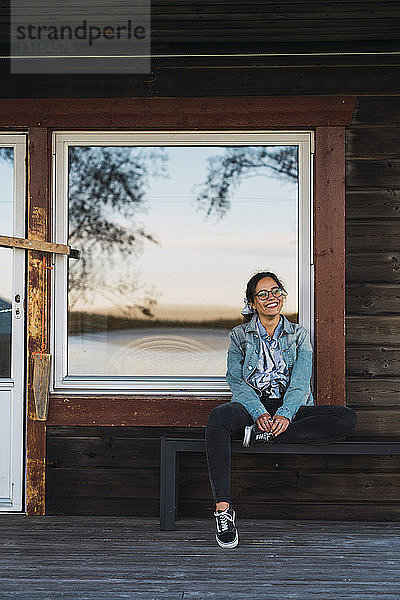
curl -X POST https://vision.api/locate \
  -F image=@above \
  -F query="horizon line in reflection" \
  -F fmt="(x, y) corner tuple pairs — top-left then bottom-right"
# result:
(68, 309), (299, 334)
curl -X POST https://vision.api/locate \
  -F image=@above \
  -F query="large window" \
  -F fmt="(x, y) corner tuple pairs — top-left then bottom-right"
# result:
(0, 147), (14, 378)
(53, 131), (313, 392)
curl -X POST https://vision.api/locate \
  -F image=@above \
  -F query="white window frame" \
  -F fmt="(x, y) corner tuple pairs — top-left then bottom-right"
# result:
(51, 130), (314, 394)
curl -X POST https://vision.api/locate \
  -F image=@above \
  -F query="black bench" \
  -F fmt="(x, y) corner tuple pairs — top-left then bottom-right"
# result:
(160, 437), (400, 530)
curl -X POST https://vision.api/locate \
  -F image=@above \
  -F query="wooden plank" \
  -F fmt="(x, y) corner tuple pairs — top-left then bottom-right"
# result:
(149, 25), (400, 39)
(351, 95), (400, 125)
(314, 127), (346, 406)
(346, 252), (400, 283)
(153, 0), (400, 8)
(346, 315), (400, 344)
(0, 74), (156, 100)
(26, 127), (51, 516)
(347, 158), (400, 188)
(26, 421), (46, 516)
(46, 468), (159, 499)
(46, 437), (161, 469)
(45, 495), (400, 521)
(151, 8), (400, 21)
(149, 15), (400, 26)
(348, 407), (400, 438)
(345, 189), (400, 220)
(48, 390), (377, 427)
(346, 377), (400, 408)
(346, 283), (400, 314)
(48, 395), (225, 426)
(347, 346), (400, 377)
(0, 96), (356, 127)
(179, 501), (400, 522)
(32, 354), (51, 421)
(46, 425), (204, 439)
(1, 67), (398, 97)
(346, 126), (400, 158)
(130, 53), (400, 70)
(0, 235), (71, 255)
(346, 221), (400, 252)
(45, 497), (161, 517)
(148, 2), (400, 22)
(3, 0), (400, 11)
(47, 466), (400, 502)
(150, 67), (400, 97)
(2, 33), (399, 53)
(182, 471), (400, 502)
(183, 451), (400, 472)
(149, 0), (400, 9)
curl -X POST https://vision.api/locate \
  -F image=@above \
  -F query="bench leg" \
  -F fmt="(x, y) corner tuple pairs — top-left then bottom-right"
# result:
(175, 452), (179, 522)
(160, 438), (177, 531)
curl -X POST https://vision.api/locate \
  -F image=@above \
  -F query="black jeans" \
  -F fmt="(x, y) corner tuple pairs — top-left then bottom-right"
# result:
(205, 397), (357, 504)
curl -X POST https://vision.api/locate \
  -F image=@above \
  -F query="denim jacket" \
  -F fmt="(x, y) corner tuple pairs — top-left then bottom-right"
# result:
(226, 313), (314, 422)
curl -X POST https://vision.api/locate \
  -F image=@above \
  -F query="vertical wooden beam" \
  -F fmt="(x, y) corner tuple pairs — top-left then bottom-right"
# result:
(314, 126), (346, 406)
(26, 127), (51, 514)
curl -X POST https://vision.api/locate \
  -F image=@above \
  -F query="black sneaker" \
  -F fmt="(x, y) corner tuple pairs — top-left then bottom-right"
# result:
(214, 506), (239, 548)
(243, 424), (275, 447)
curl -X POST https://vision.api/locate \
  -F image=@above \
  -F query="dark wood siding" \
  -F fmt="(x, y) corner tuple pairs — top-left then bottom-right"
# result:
(346, 96), (400, 447)
(46, 426), (205, 516)
(46, 97), (400, 518)
(2, 2), (400, 98)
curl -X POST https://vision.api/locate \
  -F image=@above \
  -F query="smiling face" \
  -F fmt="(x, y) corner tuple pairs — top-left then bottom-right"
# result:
(251, 276), (285, 318)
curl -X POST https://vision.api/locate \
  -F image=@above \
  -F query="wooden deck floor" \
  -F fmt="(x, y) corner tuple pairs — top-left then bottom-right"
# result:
(1, 516), (400, 599)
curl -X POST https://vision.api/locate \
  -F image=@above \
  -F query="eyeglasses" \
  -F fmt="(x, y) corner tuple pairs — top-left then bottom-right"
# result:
(254, 287), (285, 300)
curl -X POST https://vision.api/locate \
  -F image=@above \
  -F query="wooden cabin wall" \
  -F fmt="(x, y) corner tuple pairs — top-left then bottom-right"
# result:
(46, 95), (400, 519)
(2, 1), (400, 98)
(346, 97), (400, 442)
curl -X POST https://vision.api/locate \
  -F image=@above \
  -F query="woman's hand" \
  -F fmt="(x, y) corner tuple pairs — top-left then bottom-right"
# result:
(256, 412), (273, 432)
(270, 415), (290, 436)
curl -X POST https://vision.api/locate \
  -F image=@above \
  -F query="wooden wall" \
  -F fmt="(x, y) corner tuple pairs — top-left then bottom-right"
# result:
(1, 1), (400, 97)
(46, 95), (400, 520)
(346, 97), (400, 445)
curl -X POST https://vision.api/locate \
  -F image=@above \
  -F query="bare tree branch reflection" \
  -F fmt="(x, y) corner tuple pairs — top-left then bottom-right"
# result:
(195, 146), (298, 219)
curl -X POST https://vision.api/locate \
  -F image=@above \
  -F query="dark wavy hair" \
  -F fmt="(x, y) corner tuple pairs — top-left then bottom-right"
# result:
(243, 271), (287, 322)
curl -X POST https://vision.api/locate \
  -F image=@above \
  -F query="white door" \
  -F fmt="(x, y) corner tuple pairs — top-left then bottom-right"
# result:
(0, 136), (25, 512)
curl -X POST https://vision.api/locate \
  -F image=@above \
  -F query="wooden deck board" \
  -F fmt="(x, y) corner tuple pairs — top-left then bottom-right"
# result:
(0, 517), (400, 599)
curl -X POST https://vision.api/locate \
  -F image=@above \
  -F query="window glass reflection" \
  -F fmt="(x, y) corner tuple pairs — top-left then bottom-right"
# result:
(0, 148), (14, 378)
(67, 145), (298, 377)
